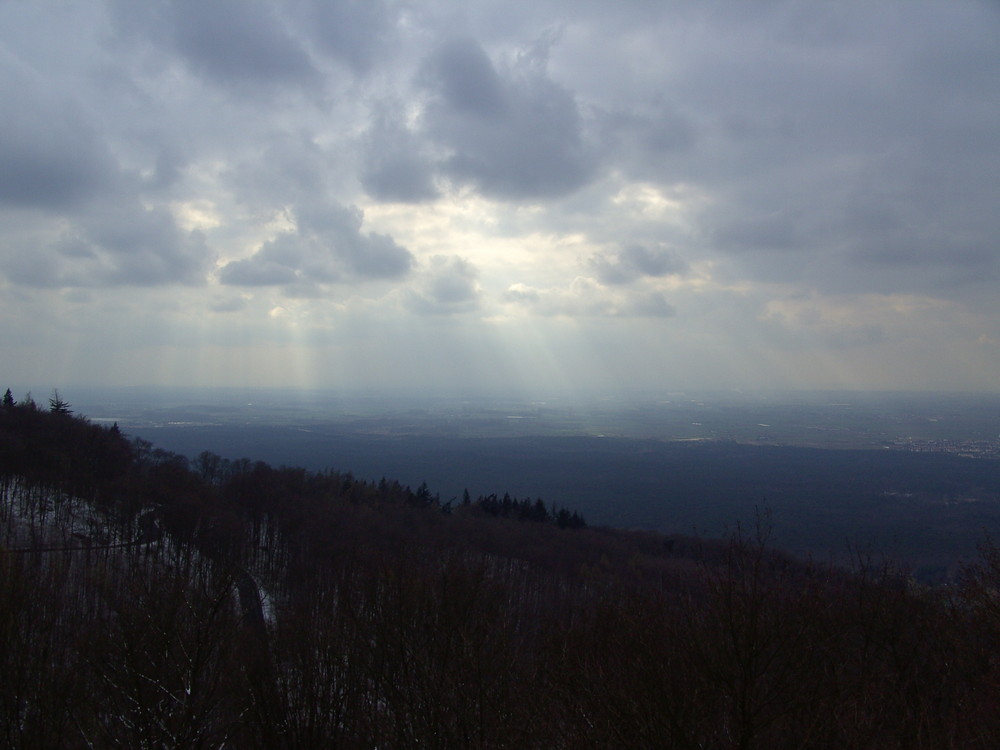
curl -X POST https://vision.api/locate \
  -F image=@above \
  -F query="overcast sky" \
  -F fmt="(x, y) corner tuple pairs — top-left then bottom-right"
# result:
(2, 0), (999, 398)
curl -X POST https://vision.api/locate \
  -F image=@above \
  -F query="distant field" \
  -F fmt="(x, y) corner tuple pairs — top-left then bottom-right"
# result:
(125, 429), (1000, 583)
(73, 386), (1000, 444)
(69, 388), (1000, 582)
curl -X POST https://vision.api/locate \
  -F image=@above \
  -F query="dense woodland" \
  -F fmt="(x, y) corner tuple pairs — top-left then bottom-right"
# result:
(4, 390), (1000, 748)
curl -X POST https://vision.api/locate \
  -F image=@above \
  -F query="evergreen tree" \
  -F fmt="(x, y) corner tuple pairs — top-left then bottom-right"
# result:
(532, 498), (549, 522)
(48, 389), (72, 416)
(414, 481), (433, 506)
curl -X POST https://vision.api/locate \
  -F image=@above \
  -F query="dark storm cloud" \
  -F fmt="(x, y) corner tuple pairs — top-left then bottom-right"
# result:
(216, 128), (418, 286)
(476, 2), (998, 305)
(0, 50), (115, 210)
(218, 203), (414, 287)
(5, 198), (212, 288)
(217, 235), (303, 287)
(426, 37), (505, 117)
(112, 0), (320, 92)
(146, 144), (187, 192)
(296, 203), (414, 279)
(297, 0), (394, 73)
(0, 44), (213, 288)
(594, 101), (698, 181)
(713, 212), (802, 254)
(346, 232), (414, 279)
(81, 200), (213, 285)
(837, 148), (1000, 293)
(708, 129), (1000, 297)
(589, 244), (688, 285)
(360, 106), (440, 203)
(420, 37), (595, 200)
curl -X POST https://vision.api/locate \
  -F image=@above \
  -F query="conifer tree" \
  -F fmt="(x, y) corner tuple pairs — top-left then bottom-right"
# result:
(48, 389), (71, 415)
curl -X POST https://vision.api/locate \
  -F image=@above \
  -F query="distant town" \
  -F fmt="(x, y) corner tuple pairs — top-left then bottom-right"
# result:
(890, 437), (1000, 459)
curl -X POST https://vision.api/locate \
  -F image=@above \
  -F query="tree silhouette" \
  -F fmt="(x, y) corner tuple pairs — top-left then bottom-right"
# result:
(48, 389), (72, 416)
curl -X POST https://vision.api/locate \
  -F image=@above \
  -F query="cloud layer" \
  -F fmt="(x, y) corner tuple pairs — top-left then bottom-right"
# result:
(2, 0), (999, 394)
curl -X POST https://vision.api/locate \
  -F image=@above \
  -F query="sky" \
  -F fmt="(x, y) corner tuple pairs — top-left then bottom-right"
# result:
(2, 0), (1000, 399)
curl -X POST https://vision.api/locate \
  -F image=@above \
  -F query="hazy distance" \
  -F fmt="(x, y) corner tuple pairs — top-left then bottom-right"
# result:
(9, 385), (986, 584)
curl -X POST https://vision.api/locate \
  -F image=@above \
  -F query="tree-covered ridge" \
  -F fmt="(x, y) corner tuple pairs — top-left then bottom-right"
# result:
(4, 391), (1000, 748)
(1, 389), (585, 554)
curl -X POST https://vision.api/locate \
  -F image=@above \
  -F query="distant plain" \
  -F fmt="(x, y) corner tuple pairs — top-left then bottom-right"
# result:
(67, 388), (1000, 582)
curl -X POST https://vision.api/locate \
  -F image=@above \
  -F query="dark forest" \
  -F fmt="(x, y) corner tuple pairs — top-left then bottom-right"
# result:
(4, 390), (1000, 748)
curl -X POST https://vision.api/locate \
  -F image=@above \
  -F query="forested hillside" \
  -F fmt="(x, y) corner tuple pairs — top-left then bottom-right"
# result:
(4, 391), (1000, 748)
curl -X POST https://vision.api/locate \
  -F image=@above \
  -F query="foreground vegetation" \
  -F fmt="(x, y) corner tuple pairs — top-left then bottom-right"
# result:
(3, 391), (1000, 748)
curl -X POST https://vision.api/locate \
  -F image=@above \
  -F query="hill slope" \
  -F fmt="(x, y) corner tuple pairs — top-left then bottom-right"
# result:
(4, 393), (1000, 748)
